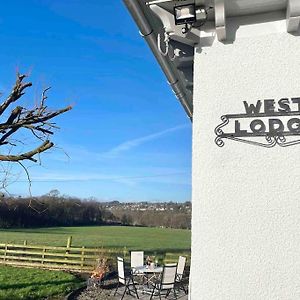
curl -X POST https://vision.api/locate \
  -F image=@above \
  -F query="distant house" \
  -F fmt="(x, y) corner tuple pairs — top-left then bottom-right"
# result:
(124, 1), (300, 299)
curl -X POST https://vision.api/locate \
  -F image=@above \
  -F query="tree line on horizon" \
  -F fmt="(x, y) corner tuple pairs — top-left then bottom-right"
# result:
(0, 194), (191, 229)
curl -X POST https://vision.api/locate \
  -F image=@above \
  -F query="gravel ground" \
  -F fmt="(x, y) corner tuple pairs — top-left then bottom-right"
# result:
(75, 278), (117, 300)
(76, 285), (113, 300)
(74, 277), (188, 300)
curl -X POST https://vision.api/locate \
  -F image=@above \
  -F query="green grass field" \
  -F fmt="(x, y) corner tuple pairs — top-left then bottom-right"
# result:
(0, 226), (191, 252)
(0, 265), (82, 300)
(0, 226), (191, 299)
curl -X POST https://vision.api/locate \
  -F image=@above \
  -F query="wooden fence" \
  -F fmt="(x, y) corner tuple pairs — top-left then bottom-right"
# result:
(0, 236), (190, 273)
(0, 237), (105, 272)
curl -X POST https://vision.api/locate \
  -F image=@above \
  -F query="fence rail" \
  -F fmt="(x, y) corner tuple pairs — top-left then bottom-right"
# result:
(0, 237), (190, 272)
(0, 237), (102, 272)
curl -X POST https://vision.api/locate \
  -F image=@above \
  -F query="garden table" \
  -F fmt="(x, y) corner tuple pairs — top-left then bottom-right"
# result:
(132, 265), (163, 294)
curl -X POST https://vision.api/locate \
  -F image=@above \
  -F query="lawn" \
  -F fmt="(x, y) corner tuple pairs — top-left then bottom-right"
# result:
(0, 226), (191, 252)
(0, 226), (191, 299)
(0, 265), (82, 300)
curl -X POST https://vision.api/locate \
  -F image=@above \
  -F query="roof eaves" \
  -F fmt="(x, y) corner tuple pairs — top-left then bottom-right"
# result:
(123, 0), (193, 121)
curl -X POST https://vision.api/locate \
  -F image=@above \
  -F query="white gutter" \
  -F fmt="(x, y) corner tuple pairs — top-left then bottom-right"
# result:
(123, 0), (193, 120)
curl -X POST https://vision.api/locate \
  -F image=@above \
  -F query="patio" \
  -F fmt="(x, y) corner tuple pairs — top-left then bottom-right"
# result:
(76, 271), (189, 300)
(76, 252), (189, 300)
(76, 284), (188, 300)
(111, 286), (188, 299)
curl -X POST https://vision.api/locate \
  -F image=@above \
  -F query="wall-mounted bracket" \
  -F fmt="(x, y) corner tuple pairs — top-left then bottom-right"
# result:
(215, 0), (226, 41)
(149, 4), (174, 34)
(149, 4), (200, 46)
(287, 0), (300, 32)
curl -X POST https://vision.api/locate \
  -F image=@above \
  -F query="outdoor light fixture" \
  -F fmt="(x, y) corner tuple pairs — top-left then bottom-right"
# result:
(174, 4), (196, 25)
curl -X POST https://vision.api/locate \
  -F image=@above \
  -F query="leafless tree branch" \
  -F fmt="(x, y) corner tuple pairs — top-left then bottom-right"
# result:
(0, 73), (32, 116)
(0, 73), (72, 163)
(0, 140), (54, 162)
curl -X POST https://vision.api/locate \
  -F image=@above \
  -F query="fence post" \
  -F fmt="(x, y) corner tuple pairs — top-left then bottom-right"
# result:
(67, 236), (72, 248)
(81, 246), (85, 268)
(22, 240), (27, 259)
(4, 244), (7, 261)
(66, 236), (72, 261)
(42, 247), (46, 264)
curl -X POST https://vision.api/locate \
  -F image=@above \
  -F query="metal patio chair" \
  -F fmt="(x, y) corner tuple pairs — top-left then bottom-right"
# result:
(149, 263), (178, 300)
(131, 251), (144, 271)
(130, 251), (146, 284)
(176, 256), (188, 294)
(114, 257), (139, 300)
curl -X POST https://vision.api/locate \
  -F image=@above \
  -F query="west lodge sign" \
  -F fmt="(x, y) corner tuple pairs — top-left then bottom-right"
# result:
(215, 98), (300, 147)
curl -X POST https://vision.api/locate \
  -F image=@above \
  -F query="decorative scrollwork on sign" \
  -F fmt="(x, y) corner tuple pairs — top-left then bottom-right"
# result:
(214, 115), (229, 136)
(226, 135), (277, 148)
(215, 134), (277, 148)
(214, 115), (229, 147)
(214, 98), (300, 148)
(275, 136), (300, 147)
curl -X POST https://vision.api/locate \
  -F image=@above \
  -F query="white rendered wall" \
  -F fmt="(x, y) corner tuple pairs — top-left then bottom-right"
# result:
(191, 14), (300, 300)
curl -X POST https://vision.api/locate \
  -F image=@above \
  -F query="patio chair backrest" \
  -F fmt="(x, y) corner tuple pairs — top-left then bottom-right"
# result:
(176, 256), (186, 281)
(161, 263), (177, 289)
(117, 257), (125, 284)
(130, 251), (144, 268)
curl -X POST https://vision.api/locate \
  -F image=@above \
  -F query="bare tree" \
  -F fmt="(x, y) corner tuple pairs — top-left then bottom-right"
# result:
(0, 73), (71, 163)
(0, 72), (72, 197)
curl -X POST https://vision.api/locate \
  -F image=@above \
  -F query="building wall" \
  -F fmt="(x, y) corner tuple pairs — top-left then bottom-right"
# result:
(191, 14), (300, 299)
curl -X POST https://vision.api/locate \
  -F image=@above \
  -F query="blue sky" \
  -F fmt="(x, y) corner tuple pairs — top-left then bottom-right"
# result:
(0, 1), (191, 202)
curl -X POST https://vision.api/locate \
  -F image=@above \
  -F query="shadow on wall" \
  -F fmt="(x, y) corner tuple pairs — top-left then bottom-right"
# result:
(196, 10), (292, 54)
